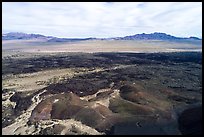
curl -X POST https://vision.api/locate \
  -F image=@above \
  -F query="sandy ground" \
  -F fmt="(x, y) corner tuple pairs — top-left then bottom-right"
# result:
(2, 90), (47, 135)
(2, 64), (134, 93)
(2, 68), (90, 92)
(40, 119), (103, 135)
(2, 91), (16, 108)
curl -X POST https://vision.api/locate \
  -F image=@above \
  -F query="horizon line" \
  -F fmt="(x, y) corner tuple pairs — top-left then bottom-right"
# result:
(2, 31), (202, 40)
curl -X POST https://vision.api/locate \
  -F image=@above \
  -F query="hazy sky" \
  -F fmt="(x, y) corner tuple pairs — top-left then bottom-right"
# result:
(2, 2), (202, 38)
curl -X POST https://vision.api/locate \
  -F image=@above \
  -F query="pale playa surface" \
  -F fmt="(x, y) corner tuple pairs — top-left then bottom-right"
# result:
(2, 40), (202, 53)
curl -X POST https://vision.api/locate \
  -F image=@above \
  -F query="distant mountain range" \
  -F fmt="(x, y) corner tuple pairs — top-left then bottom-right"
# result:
(2, 32), (54, 40)
(2, 32), (201, 42)
(114, 32), (201, 41)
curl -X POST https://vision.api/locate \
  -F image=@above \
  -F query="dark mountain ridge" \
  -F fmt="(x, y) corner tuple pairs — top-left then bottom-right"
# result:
(2, 32), (201, 42)
(2, 32), (54, 40)
(114, 32), (201, 40)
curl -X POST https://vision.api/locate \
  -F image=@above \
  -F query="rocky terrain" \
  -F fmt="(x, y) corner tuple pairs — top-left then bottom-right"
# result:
(2, 51), (202, 135)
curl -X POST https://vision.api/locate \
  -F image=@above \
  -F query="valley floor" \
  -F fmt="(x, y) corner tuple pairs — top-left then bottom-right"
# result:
(2, 50), (202, 135)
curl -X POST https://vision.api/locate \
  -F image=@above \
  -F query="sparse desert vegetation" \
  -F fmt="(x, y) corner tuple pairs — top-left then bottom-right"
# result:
(2, 47), (202, 135)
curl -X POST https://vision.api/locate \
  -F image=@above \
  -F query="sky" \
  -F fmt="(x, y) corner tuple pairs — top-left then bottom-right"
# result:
(2, 2), (202, 38)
